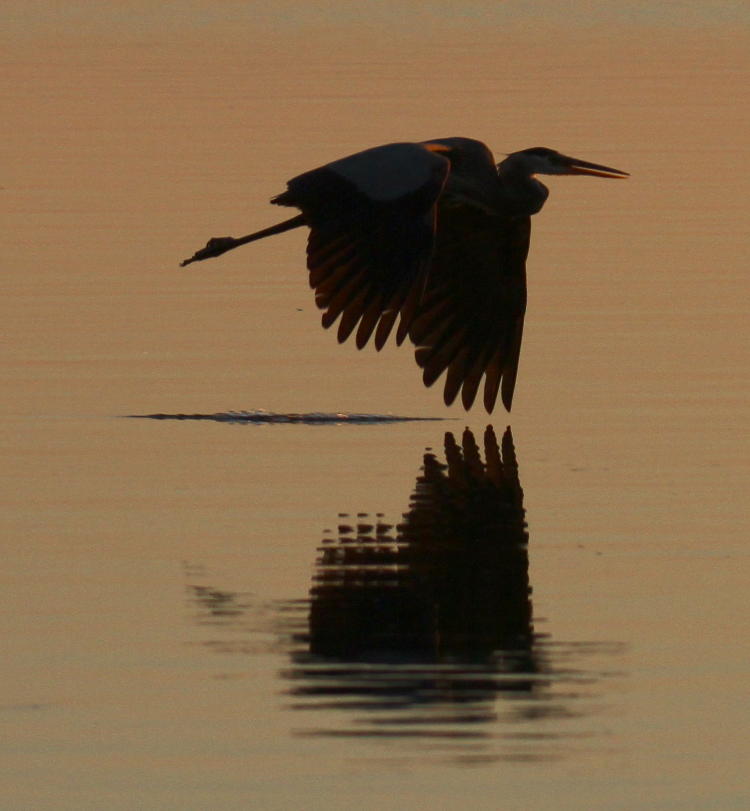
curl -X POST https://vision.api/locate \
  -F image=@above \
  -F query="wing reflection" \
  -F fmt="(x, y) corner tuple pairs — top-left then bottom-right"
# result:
(304, 427), (533, 674)
(280, 427), (610, 754)
(185, 427), (624, 761)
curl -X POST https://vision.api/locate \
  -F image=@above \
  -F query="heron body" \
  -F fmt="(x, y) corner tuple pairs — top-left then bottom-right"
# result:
(181, 138), (627, 412)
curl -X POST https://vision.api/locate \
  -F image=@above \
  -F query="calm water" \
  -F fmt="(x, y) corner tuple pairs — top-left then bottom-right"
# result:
(3, 3), (749, 809)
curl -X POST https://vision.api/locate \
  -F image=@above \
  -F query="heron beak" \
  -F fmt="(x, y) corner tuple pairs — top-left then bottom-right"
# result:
(563, 156), (629, 178)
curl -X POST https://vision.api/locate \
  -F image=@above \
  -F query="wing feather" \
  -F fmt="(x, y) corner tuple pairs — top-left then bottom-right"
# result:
(374, 307), (399, 351)
(417, 328), (467, 387)
(335, 287), (370, 343)
(273, 142), (451, 350)
(410, 204), (530, 412)
(320, 268), (368, 330)
(355, 294), (387, 349)
(460, 351), (491, 410)
(499, 315), (525, 411)
(443, 347), (470, 406)
(482, 347), (505, 413)
(308, 242), (357, 288)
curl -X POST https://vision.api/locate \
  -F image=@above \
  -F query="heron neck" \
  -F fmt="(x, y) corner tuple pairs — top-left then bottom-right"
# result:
(496, 164), (549, 216)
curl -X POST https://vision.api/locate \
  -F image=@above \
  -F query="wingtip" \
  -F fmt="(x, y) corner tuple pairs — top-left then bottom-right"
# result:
(443, 387), (459, 407)
(501, 393), (513, 413)
(460, 382), (479, 411)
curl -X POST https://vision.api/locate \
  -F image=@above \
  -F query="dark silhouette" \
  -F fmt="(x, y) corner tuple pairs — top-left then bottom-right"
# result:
(181, 139), (627, 412)
(185, 427), (624, 757)
(283, 426), (547, 736)
(306, 426), (532, 667)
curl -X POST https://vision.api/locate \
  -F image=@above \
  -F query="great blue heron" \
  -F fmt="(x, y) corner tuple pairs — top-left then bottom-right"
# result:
(181, 138), (627, 412)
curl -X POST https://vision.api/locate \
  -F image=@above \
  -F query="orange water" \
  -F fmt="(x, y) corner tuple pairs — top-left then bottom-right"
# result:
(2, 5), (749, 808)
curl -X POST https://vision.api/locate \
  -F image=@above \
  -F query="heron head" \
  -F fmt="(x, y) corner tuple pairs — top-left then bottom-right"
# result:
(503, 147), (629, 178)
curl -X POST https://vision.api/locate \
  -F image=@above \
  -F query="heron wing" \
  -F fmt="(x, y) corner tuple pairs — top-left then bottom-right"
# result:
(410, 204), (530, 412)
(272, 143), (451, 349)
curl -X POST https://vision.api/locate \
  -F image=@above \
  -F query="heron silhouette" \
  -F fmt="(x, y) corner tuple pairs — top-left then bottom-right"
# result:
(181, 138), (627, 412)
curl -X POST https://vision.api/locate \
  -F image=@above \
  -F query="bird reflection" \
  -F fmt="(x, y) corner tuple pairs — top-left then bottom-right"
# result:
(306, 426), (532, 669)
(283, 426), (559, 743)
(185, 428), (624, 760)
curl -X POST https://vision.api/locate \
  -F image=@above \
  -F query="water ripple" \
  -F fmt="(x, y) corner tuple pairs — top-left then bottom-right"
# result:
(126, 410), (443, 424)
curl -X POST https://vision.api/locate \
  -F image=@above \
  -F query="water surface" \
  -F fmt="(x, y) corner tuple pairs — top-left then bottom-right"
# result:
(2, 3), (749, 809)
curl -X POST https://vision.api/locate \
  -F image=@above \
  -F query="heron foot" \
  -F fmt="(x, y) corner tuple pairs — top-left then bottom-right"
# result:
(180, 236), (238, 267)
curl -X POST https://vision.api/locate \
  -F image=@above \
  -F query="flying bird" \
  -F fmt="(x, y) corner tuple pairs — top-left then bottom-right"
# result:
(180, 138), (627, 412)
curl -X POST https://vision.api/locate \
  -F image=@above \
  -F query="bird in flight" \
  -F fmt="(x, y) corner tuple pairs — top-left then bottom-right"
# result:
(181, 138), (627, 412)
